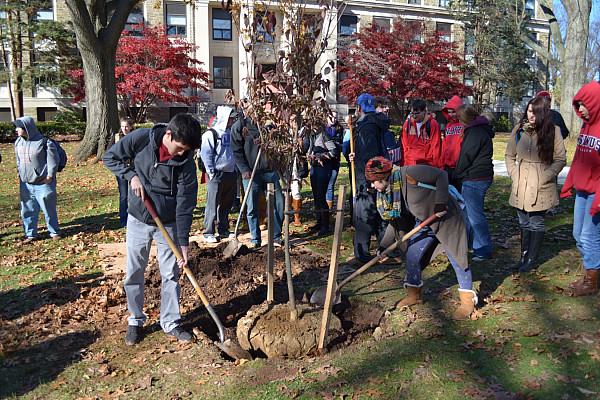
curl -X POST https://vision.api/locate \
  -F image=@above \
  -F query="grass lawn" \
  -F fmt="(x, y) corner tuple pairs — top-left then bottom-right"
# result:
(0, 136), (598, 400)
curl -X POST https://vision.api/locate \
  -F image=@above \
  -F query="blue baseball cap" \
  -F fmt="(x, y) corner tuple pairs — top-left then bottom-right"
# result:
(356, 93), (375, 113)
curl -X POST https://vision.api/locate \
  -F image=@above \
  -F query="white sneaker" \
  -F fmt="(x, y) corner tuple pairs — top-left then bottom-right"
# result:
(204, 234), (218, 243)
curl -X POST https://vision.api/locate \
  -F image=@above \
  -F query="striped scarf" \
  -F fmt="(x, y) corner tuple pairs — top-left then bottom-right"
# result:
(377, 166), (403, 221)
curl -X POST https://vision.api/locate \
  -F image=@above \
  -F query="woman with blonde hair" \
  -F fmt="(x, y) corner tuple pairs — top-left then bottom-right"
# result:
(454, 104), (495, 261)
(506, 96), (566, 272)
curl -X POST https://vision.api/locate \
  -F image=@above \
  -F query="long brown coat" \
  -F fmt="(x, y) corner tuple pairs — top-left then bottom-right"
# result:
(505, 125), (566, 212)
(379, 165), (469, 270)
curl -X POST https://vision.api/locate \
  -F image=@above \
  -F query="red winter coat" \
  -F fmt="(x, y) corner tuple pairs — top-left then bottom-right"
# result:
(401, 112), (442, 169)
(441, 96), (464, 169)
(561, 81), (600, 215)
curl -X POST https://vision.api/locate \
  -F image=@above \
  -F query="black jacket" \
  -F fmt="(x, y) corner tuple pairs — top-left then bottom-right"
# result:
(103, 125), (198, 245)
(230, 116), (270, 174)
(454, 116), (495, 184)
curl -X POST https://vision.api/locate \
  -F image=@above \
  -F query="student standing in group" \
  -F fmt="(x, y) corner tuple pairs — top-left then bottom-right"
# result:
(14, 116), (62, 242)
(441, 96), (464, 189)
(113, 117), (134, 228)
(560, 81), (600, 296)
(401, 99), (443, 168)
(506, 97), (566, 273)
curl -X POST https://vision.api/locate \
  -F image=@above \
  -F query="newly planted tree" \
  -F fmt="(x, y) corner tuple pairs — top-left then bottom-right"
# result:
(69, 23), (212, 123)
(337, 17), (471, 118)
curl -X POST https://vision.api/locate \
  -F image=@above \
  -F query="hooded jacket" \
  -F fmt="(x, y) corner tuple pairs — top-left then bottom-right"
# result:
(561, 81), (600, 216)
(200, 106), (236, 179)
(441, 96), (464, 169)
(401, 111), (442, 169)
(14, 116), (59, 184)
(230, 115), (269, 175)
(454, 116), (495, 183)
(103, 125), (198, 246)
(351, 111), (390, 191)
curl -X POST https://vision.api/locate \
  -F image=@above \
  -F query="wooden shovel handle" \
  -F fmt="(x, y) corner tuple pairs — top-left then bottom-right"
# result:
(348, 115), (356, 202)
(338, 213), (438, 289)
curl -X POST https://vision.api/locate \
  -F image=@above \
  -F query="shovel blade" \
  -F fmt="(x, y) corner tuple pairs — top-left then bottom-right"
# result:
(309, 284), (341, 306)
(215, 339), (253, 361)
(223, 239), (243, 259)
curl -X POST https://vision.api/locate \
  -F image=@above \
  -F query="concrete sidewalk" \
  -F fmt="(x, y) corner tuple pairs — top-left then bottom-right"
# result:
(493, 160), (570, 185)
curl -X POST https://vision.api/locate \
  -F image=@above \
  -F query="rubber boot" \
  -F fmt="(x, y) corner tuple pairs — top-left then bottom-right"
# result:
(510, 229), (530, 271)
(453, 289), (478, 320)
(395, 282), (423, 309)
(292, 198), (302, 227)
(571, 269), (598, 297)
(519, 230), (544, 272)
(568, 262), (585, 289)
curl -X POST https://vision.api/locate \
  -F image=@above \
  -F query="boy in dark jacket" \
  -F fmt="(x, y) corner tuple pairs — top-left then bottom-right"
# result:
(103, 113), (201, 346)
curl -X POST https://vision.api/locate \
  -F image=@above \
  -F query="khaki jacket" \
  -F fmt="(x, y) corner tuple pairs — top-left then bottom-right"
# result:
(505, 125), (566, 212)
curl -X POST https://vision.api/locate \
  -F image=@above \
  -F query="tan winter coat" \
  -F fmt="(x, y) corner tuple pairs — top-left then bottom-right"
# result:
(505, 125), (566, 212)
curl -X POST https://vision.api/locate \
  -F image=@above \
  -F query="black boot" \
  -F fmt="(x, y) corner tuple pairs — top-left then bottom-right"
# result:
(510, 229), (530, 271)
(519, 230), (545, 272)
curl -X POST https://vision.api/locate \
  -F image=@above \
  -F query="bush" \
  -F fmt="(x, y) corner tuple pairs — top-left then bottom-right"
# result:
(52, 110), (85, 124)
(0, 121), (86, 143)
(492, 115), (513, 133)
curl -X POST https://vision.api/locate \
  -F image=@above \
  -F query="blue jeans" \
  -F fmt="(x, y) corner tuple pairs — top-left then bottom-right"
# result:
(125, 215), (182, 332)
(326, 168), (339, 202)
(20, 179), (61, 238)
(116, 176), (129, 228)
(461, 179), (493, 258)
(573, 191), (600, 270)
(242, 171), (284, 245)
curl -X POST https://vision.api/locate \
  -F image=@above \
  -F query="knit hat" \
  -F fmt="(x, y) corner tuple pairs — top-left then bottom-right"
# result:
(356, 94), (376, 113)
(536, 90), (551, 99)
(365, 157), (393, 182)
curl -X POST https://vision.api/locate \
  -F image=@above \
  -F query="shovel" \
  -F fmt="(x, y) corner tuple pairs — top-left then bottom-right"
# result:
(310, 213), (438, 306)
(143, 197), (252, 361)
(224, 148), (262, 259)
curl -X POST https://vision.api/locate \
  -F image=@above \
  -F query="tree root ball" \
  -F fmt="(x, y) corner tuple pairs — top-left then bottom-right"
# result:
(237, 303), (342, 359)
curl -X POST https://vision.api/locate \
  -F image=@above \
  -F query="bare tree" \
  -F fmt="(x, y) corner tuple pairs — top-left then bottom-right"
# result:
(518, 0), (591, 133)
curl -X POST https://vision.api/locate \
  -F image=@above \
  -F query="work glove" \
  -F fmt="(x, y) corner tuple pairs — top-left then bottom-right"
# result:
(434, 203), (447, 218)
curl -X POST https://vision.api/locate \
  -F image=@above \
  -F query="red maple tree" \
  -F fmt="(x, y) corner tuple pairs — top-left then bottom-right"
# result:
(337, 18), (471, 117)
(69, 23), (211, 122)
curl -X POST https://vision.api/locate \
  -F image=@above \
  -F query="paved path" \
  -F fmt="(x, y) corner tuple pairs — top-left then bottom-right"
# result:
(493, 160), (570, 185)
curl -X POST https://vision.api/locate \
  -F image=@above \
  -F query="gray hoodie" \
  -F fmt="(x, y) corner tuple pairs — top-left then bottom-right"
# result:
(199, 106), (236, 179)
(14, 116), (59, 184)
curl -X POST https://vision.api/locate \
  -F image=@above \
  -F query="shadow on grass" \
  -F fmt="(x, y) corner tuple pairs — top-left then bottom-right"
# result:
(0, 330), (99, 398)
(0, 272), (102, 321)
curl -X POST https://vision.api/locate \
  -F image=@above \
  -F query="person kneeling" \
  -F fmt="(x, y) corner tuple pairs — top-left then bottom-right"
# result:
(366, 157), (477, 320)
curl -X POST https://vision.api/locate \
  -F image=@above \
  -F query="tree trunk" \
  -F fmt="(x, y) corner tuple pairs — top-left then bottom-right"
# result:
(73, 45), (119, 162)
(558, 6), (590, 136)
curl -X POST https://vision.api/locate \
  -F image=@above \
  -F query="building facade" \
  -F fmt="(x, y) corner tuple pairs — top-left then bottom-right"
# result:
(0, 0), (551, 124)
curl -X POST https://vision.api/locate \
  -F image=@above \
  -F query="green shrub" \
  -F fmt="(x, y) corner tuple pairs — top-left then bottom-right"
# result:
(0, 121), (86, 142)
(492, 115), (513, 133)
(52, 110), (85, 124)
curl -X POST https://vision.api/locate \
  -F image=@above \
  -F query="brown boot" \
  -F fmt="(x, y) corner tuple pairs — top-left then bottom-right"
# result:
(292, 198), (302, 227)
(571, 269), (598, 297)
(568, 262), (585, 289)
(453, 289), (478, 320)
(326, 200), (333, 210)
(395, 283), (423, 309)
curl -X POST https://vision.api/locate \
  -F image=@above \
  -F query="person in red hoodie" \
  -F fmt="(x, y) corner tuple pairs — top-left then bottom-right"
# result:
(401, 99), (442, 168)
(441, 96), (464, 188)
(560, 81), (600, 296)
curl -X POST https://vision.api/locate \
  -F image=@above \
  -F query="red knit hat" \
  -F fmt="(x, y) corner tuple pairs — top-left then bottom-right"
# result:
(365, 157), (393, 182)
(536, 90), (551, 99)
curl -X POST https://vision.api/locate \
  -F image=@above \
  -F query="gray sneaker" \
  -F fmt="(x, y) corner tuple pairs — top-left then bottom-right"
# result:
(125, 325), (143, 345)
(165, 326), (193, 343)
(204, 234), (218, 243)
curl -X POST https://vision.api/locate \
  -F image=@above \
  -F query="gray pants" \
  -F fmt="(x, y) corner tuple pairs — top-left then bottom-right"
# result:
(125, 215), (181, 332)
(204, 171), (237, 236)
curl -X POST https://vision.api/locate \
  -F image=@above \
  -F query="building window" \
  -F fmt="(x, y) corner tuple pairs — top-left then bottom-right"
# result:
(125, 5), (144, 35)
(408, 0), (421, 4)
(35, 9), (54, 21)
(525, 0), (535, 17)
(339, 15), (358, 37)
(37, 107), (57, 122)
(213, 57), (233, 89)
(256, 12), (275, 43)
(436, 22), (452, 42)
(373, 17), (391, 31)
(213, 8), (232, 40)
(0, 107), (11, 122)
(166, 3), (186, 36)
(438, 0), (449, 6)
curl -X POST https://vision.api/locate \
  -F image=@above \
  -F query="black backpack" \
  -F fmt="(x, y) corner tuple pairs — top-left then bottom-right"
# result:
(196, 128), (219, 173)
(41, 137), (68, 172)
